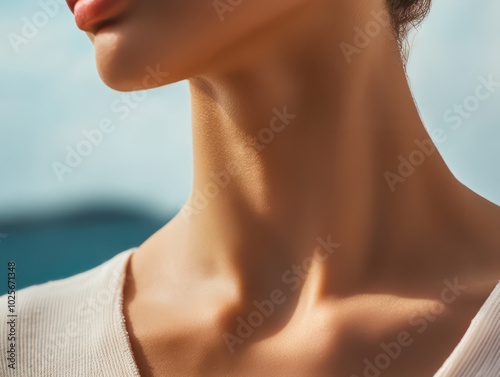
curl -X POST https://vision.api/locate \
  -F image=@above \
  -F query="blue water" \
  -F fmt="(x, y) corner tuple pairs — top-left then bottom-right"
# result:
(0, 207), (170, 295)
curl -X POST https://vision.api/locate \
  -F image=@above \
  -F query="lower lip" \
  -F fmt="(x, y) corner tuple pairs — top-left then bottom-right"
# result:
(74, 0), (129, 33)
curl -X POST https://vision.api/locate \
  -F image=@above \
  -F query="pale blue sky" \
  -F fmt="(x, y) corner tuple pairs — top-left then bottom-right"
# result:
(1, 0), (499, 220)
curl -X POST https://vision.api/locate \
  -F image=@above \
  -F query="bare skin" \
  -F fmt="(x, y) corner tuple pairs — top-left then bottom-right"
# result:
(71, 0), (500, 376)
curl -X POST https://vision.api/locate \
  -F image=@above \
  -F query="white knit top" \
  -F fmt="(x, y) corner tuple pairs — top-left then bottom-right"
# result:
(1, 249), (500, 377)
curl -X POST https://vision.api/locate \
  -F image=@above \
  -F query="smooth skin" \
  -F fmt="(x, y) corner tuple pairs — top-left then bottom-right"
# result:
(80, 0), (500, 376)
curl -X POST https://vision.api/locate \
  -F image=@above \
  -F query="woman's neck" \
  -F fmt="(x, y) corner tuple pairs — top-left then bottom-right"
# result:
(162, 1), (500, 299)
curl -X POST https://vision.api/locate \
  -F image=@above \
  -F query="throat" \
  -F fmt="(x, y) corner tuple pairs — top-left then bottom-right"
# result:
(170, 12), (500, 298)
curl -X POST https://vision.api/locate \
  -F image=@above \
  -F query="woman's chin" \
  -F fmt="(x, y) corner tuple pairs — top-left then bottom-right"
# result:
(93, 31), (176, 91)
(95, 60), (142, 92)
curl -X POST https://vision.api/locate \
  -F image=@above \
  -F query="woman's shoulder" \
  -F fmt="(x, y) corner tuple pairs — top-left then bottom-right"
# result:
(0, 248), (134, 317)
(0, 248), (136, 376)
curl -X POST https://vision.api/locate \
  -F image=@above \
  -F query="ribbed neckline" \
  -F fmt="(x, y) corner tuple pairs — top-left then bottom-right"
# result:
(113, 248), (142, 377)
(433, 280), (500, 376)
(111, 248), (500, 377)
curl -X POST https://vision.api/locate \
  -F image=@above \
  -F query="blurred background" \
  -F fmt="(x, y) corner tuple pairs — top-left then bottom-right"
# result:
(0, 0), (499, 294)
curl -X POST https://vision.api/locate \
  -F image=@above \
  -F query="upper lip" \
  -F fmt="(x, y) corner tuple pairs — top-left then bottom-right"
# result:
(66, 0), (78, 13)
